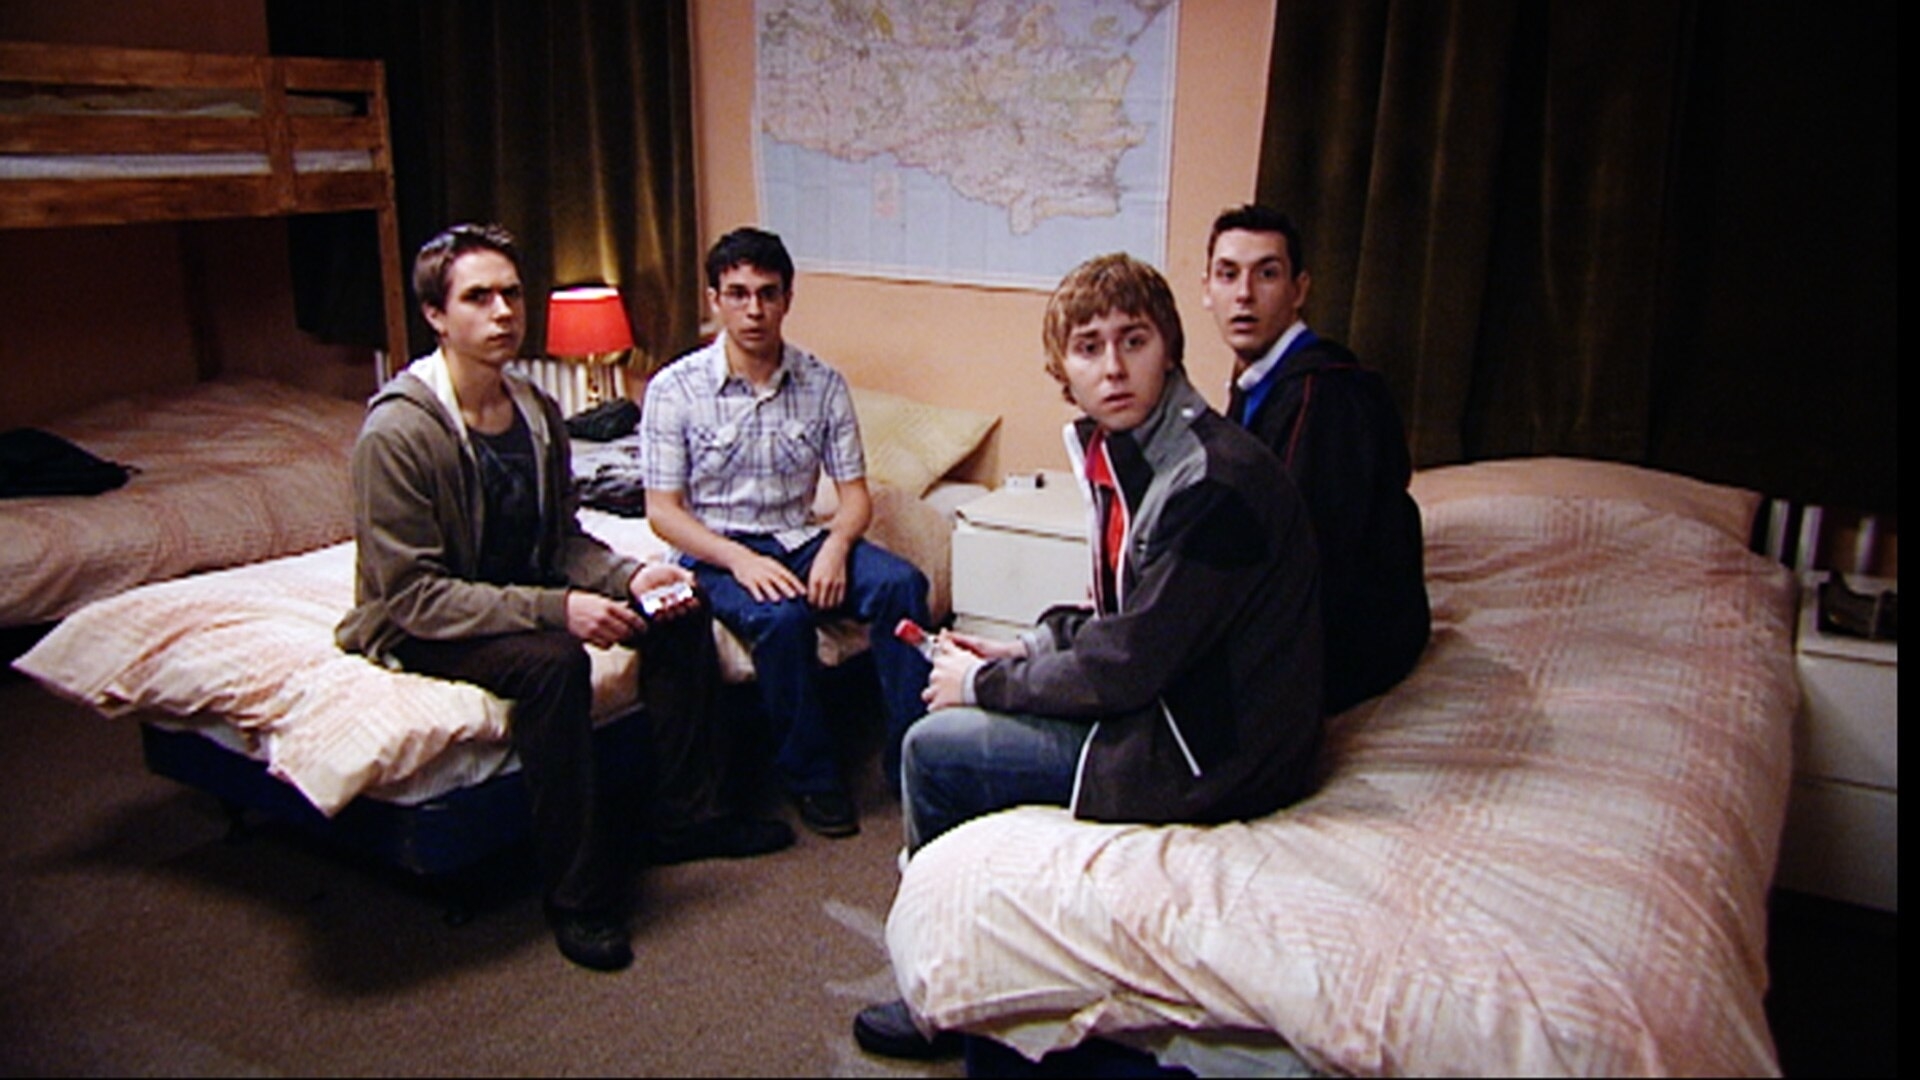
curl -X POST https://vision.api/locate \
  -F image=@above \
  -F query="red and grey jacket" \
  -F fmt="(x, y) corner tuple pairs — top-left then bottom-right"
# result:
(972, 372), (1326, 825)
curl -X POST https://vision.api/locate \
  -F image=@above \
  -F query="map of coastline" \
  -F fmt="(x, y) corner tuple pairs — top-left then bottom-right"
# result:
(756, 0), (1178, 288)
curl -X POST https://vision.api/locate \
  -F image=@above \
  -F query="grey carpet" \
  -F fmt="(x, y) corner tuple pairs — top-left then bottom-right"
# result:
(0, 674), (962, 1078)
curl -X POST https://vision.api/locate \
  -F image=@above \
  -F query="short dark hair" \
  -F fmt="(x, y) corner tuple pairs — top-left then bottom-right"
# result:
(413, 223), (521, 311)
(1207, 204), (1305, 277)
(704, 227), (795, 292)
(1042, 253), (1185, 399)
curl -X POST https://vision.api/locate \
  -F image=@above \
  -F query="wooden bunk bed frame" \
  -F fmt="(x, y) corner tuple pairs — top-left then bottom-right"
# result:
(0, 40), (408, 370)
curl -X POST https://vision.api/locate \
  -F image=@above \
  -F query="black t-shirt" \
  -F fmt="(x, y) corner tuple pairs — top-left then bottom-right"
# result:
(470, 408), (541, 586)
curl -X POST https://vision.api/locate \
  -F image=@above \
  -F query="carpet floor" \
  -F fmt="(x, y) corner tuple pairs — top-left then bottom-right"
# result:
(0, 669), (1895, 1076)
(0, 672), (961, 1077)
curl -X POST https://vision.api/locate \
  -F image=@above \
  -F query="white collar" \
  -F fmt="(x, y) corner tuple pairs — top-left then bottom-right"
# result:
(1233, 320), (1311, 393)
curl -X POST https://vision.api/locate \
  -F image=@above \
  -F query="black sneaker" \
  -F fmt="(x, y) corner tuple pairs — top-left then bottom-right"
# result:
(548, 910), (633, 972)
(650, 816), (796, 865)
(792, 789), (860, 838)
(853, 998), (963, 1059)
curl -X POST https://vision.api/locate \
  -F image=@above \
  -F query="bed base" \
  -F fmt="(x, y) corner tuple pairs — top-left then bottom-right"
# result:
(139, 716), (647, 921)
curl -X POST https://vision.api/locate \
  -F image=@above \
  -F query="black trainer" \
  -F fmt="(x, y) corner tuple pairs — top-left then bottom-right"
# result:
(853, 998), (963, 1059)
(548, 910), (633, 972)
(792, 789), (860, 838)
(650, 816), (795, 865)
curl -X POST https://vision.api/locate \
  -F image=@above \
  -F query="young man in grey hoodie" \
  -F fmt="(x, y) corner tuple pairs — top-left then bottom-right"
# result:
(336, 224), (790, 972)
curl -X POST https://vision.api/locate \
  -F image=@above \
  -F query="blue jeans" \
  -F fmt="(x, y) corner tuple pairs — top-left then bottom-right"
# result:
(900, 706), (1086, 853)
(689, 533), (931, 795)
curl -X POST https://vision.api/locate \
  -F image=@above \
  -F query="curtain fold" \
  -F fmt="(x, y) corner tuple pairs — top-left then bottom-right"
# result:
(271, 0), (701, 378)
(1254, 1), (1896, 515)
(1258, 0), (1694, 468)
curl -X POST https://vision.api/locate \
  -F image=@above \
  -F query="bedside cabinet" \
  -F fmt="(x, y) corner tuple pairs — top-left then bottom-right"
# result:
(950, 475), (1089, 638)
(1775, 573), (1898, 911)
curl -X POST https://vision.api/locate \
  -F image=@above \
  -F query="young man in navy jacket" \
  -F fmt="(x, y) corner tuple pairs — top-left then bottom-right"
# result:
(1204, 204), (1430, 716)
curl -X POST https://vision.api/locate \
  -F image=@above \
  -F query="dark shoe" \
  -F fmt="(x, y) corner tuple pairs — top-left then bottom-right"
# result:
(548, 910), (633, 972)
(792, 789), (860, 838)
(853, 998), (962, 1060)
(650, 816), (796, 865)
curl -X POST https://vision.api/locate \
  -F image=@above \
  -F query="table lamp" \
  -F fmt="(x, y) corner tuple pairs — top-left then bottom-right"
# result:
(546, 286), (634, 405)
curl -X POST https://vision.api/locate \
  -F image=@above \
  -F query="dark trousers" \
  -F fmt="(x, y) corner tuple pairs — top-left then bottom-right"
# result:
(392, 610), (728, 917)
(689, 533), (931, 795)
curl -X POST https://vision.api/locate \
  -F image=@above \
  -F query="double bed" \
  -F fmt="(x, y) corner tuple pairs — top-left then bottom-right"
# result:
(885, 457), (1800, 1076)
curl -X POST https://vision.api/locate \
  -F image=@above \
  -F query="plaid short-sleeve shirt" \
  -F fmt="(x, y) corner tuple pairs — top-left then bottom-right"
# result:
(640, 335), (865, 550)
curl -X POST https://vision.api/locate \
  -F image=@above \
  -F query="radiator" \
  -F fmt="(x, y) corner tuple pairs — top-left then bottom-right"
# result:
(373, 354), (629, 419)
(510, 358), (628, 418)
(1758, 500), (1893, 577)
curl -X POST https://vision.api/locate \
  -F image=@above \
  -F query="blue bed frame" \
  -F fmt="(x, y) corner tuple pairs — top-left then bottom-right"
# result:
(139, 714), (647, 918)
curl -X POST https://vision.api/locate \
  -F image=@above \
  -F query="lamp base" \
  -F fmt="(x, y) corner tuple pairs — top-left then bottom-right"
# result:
(587, 363), (624, 406)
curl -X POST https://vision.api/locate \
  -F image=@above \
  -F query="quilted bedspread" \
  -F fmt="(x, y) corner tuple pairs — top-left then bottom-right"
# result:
(2, 379), (364, 628)
(13, 512), (655, 815)
(885, 463), (1800, 1076)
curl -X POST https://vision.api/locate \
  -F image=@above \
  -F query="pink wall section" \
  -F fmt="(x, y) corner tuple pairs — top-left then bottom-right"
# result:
(690, 1), (1278, 476)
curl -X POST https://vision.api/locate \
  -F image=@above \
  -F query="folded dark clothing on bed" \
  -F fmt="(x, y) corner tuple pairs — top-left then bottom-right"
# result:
(577, 469), (647, 517)
(566, 398), (640, 442)
(570, 433), (646, 516)
(1, 428), (135, 498)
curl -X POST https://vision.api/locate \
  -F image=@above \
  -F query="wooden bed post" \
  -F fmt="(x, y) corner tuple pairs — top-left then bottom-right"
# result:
(366, 60), (409, 382)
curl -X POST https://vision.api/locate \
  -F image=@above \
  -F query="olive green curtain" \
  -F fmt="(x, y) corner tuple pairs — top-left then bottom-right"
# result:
(1256, 1), (1897, 511)
(271, 0), (702, 375)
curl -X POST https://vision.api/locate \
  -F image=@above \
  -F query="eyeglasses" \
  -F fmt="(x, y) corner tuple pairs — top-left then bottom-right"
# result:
(716, 284), (788, 309)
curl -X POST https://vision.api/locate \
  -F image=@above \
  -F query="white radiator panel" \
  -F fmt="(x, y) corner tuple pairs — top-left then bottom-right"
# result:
(510, 358), (627, 418)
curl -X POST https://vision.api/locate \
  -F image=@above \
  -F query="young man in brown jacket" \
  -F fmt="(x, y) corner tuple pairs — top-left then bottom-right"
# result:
(337, 223), (789, 972)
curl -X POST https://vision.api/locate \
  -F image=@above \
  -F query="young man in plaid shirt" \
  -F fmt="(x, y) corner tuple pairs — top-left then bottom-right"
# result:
(642, 228), (932, 839)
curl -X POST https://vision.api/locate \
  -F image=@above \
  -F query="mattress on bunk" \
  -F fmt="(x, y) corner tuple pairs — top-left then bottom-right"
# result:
(1, 378), (366, 628)
(0, 86), (378, 179)
(13, 509), (665, 816)
(0, 150), (377, 179)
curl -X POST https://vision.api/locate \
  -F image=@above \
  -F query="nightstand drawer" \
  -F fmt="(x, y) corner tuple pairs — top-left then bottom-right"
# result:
(1776, 776), (1898, 912)
(951, 524), (1088, 627)
(1794, 576), (1898, 790)
(952, 614), (1035, 641)
(1795, 651), (1898, 788)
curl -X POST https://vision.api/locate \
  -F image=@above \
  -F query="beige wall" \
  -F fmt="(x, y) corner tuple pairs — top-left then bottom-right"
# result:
(691, 1), (1275, 477)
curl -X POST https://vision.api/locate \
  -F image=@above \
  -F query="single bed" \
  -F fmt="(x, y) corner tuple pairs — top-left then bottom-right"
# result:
(11, 496), (958, 878)
(1, 378), (366, 630)
(883, 457), (1800, 1077)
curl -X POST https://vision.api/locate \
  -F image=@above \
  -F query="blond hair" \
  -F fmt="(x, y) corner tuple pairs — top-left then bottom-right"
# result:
(1041, 253), (1185, 398)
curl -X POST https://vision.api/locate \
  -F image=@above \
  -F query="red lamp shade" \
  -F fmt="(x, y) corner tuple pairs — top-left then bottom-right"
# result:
(546, 286), (634, 357)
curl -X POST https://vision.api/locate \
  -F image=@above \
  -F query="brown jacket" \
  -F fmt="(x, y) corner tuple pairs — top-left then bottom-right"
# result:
(334, 353), (638, 662)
